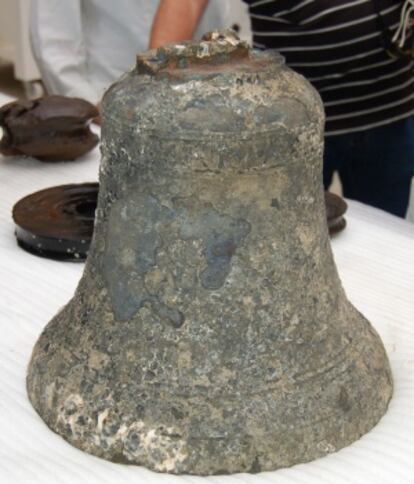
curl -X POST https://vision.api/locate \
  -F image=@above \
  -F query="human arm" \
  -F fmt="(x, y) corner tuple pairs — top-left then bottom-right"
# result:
(30, 0), (100, 104)
(149, 0), (209, 49)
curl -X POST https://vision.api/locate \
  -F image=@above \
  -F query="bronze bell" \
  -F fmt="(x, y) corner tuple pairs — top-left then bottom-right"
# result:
(27, 32), (392, 475)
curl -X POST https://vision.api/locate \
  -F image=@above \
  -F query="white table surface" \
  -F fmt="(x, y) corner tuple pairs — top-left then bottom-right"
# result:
(1, 92), (414, 483)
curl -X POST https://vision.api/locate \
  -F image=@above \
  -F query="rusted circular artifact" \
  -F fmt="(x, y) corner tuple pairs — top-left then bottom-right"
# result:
(0, 96), (99, 161)
(12, 183), (98, 261)
(326, 191), (347, 235)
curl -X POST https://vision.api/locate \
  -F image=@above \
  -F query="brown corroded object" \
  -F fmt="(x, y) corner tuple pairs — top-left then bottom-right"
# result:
(326, 192), (347, 235)
(27, 33), (392, 475)
(0, 96), (99, 161)
(13, 183), (98, 261)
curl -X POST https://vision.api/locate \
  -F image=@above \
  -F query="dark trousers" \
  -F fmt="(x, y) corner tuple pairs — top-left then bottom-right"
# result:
(323, 117), (414, 218)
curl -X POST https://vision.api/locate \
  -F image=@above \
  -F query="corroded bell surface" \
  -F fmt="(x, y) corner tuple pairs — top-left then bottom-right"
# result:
(27, 32), (392, 475)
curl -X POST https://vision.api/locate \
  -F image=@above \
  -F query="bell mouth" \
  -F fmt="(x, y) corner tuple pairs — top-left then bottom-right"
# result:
(26, 276), (393, 474)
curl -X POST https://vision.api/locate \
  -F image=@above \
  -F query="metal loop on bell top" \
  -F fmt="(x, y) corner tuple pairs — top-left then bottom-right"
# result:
(136, 30), (251, 75)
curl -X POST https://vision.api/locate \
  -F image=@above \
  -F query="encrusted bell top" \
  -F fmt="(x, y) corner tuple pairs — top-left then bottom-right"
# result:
(27, 32), (392, 475)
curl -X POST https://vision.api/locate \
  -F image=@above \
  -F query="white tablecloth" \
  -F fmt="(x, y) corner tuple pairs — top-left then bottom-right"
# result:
(1, 92), (414, 483)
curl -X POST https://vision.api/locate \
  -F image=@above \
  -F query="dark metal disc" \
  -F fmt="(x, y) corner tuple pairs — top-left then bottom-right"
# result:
(12, 183), (98, 261)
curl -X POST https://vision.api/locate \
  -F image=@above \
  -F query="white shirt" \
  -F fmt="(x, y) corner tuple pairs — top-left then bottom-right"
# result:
(30, 0), (251, 104)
